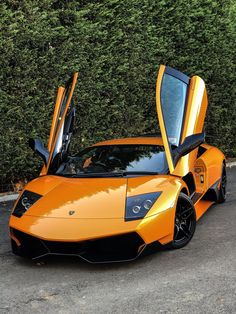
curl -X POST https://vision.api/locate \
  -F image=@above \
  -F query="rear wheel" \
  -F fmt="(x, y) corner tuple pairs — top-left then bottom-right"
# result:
(218, 164), (227, 203)
(166, 193), (196, 249)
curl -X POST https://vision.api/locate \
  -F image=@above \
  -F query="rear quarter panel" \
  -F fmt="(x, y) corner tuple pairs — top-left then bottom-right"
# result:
(198, 144), (225, 189)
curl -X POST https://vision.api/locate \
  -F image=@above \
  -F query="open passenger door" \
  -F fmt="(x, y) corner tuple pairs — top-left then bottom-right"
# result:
(47, 72), (78, 173)
(30, 72), (78, 175)
(156, 65), (208, 176)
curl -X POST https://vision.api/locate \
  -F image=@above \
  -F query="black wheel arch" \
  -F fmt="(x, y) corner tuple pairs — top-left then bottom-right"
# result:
(181, 172), (196, 196)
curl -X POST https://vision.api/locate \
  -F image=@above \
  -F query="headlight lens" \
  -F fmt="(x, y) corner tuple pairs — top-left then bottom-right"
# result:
(12, 190), (42, 218)
(125, 192), (162, 221)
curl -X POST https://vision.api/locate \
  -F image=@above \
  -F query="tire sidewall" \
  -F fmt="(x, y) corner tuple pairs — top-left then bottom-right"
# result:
(218, 164), (227, 203)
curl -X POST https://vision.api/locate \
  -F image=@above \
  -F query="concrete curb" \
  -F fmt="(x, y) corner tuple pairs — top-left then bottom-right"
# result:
(0, 161), (235, 203)
(0, 193), (19, 203)
(226, 161), (236, 168)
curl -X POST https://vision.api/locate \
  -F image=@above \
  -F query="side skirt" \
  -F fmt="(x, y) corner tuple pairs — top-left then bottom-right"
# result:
(194, 199), (214, 220)
(191, 179), (220, 220)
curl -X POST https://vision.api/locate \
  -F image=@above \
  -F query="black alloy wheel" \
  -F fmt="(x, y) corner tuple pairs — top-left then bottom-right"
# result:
(166, 192), (196, 249)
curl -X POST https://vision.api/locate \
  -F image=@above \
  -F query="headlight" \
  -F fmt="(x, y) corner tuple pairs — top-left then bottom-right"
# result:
(12, 190), (42, 218)
(125, 192), (162, 221)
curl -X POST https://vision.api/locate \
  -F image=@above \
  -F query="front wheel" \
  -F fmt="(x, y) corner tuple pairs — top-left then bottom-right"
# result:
(166, 192), (196, 249)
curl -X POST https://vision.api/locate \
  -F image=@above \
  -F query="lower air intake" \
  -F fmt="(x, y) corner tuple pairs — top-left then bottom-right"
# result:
(11, 229), (145, 263)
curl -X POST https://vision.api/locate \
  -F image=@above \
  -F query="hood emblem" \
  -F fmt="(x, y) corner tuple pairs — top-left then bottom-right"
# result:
(69, 210), (75, 216)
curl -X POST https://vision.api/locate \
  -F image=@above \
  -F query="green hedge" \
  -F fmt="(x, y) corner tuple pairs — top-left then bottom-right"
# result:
(1, 0), (235, 185)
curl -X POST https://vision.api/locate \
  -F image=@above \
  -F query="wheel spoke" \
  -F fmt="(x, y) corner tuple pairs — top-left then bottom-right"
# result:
(174, 225), (180, 240)
(180, 207), (193, 219)
(179, 225), (190, 238)
(183, 210), (194, 220)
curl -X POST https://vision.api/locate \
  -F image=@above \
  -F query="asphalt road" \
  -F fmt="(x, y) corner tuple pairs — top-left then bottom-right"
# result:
(0, 168), (235, 314)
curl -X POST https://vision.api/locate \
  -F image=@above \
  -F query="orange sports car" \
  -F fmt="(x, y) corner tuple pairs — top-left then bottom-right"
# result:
(9, 65), (227, 263)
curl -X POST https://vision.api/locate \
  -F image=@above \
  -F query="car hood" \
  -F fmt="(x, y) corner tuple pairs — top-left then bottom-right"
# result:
(22, 175), (171, 219)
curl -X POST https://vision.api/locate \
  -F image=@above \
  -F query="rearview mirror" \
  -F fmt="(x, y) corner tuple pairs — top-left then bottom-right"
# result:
(29, 138), (49, 165)
(172, 132), (205, 166)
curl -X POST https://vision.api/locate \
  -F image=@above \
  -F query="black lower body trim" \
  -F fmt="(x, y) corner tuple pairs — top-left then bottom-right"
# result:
(202, 179), (220, 202)
(191, 192), (203, 204)
(11, 229), (150, 263)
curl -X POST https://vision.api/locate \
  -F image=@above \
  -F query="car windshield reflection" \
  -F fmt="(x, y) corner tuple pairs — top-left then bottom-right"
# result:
(55, 144), (168, 177)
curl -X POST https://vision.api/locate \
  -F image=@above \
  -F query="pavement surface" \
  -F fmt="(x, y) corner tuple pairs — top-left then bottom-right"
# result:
(0, 168), (235, 314)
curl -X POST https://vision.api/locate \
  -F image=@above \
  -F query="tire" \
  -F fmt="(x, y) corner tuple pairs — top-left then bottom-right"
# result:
(165, 192), (196, 250)
(218, 164), (227, 203)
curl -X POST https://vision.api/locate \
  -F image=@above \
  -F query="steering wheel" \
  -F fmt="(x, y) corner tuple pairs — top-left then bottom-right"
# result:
(89, 162), (109, 172)
(107, 156), (122, 167)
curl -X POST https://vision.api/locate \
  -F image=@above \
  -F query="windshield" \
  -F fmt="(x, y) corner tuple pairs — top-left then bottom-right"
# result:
(55, 144), (168, 177)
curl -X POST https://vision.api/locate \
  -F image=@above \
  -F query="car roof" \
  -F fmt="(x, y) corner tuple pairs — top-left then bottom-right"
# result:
(93, 136), (163, 147)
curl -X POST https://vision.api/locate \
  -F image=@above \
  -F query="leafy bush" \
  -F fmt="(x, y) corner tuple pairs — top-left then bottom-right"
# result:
(0, 0), (235, 185)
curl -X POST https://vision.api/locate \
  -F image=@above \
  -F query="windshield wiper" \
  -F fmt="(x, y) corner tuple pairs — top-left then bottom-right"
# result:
(120, 171), (159, 176)
(71, 172), (123, 178)
(56, 171), (158, 178)
(76, 171), (159, 177)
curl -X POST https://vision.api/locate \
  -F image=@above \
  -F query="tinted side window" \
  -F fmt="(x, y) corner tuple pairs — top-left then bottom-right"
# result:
(161, 74), (187, 147)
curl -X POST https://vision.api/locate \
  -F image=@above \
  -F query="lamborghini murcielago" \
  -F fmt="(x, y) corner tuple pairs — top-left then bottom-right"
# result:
(9, 65), (227, 263)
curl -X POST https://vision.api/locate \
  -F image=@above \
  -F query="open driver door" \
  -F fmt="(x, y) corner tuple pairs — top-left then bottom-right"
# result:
(156, 65), (208, 177)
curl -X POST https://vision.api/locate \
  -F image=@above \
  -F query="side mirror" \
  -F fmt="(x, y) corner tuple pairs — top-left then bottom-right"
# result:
(29, 138), (49, 165)
(172, 132), (205, 166)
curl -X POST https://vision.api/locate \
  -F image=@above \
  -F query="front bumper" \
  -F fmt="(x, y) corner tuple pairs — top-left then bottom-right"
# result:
(11, 228), (160, 263)
(9, 206), (174, 262)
